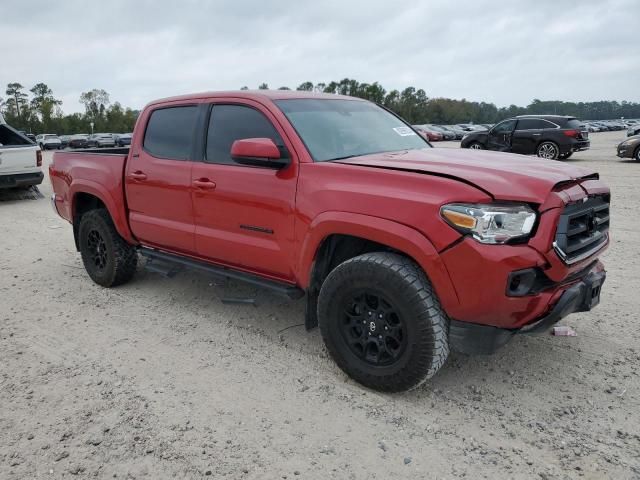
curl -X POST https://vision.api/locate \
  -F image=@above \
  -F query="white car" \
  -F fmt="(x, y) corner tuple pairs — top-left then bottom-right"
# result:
(36, 133), (62, 150)
(0, 114), (43, 189)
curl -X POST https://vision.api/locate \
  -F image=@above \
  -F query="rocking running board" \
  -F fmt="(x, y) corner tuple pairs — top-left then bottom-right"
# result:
(139, 247), (305, 300)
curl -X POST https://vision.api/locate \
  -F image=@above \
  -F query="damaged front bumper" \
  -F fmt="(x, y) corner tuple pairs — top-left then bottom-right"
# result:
(449, 268), (606, 355)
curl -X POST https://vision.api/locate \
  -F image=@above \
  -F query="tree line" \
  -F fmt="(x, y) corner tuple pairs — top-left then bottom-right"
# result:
(249, 79), (640, 124)
(1, 83), (139, 135)
(2, 78), (638, 135)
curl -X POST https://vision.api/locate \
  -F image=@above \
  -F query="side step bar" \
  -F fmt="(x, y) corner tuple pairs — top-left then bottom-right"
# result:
(139, 247), (305, 300)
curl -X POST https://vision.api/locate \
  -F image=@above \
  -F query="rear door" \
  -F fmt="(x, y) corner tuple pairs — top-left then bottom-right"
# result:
(486, 119), (516, 152)
(124, 104), (199, 254)
(0, 124), (39, 176)
(190, 101), (299, 281)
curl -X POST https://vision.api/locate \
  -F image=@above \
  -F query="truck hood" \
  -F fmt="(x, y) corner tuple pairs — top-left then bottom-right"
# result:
(337, 148), (597, 203)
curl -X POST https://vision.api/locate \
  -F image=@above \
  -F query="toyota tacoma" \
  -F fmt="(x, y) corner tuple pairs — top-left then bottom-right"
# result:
(49, 91), (610, 392)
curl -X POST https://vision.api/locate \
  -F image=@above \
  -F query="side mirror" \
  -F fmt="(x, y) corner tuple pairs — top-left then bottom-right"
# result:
(230, 138), (290, 169)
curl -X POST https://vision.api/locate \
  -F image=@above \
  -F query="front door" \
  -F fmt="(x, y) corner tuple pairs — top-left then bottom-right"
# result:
(190, 102), (298, 281)
(487, 119), (517, 152)
(125, 104), (199, 254)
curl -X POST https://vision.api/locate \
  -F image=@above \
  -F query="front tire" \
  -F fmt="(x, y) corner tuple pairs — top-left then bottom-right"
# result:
(536, 141), (560, 160)
(558, 152), (573, 160)
(468, 142), (484, 150)
(318, 252), (449, 392)
(78, 209), (137, 287)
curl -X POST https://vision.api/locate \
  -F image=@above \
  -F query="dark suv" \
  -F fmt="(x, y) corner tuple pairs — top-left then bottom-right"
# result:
(460, 115), (590, 160)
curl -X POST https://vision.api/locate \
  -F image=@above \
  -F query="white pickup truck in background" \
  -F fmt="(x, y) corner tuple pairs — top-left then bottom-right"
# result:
(0, 114), (43, 189)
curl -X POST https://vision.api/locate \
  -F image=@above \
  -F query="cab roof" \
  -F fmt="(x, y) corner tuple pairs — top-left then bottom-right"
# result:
(146, 90), (362, 107)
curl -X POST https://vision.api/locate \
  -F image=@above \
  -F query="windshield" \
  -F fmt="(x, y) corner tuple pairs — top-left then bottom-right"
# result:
(275, 99), (429, 162)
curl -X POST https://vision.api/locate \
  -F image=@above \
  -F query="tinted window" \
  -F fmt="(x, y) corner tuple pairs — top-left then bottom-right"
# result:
(206, 105), (283, 165)
(143, 106), (198, 160)
(565, 119), (583, 129)
(516, 119), (541, 130)
(539, 120), (559, 129)
(492, 120), (517, 134)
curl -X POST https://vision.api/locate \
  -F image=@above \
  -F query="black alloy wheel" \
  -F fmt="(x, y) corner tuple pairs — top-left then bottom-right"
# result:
(340, 291), (407, 367)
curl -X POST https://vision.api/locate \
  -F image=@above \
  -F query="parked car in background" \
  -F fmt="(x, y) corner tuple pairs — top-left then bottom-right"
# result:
(36, 134), (62, 150)
(457, 123), (488, 132)
(424, 125), (456, 141)
(412, 125), (443, 141)
(617, 136), (640, 161)
(68, 134), (89, 149)
(87, 133), (116, 148)
(0, 118), (43, 189)
(115, 133), (132, 146)
(460, 115), (589, 160)
(59, 135), (71, 149)
(627, 125), (640, 137)
(18, 130), (36, 143)
(440, 125), (466, 139)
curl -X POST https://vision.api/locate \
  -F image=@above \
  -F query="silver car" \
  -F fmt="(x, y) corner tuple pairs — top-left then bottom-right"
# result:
(87, 133), (116, 148)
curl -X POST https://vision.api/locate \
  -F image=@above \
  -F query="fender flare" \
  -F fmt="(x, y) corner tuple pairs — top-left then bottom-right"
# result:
(69, 180), (137, 244)
(296, 211), (460, 312)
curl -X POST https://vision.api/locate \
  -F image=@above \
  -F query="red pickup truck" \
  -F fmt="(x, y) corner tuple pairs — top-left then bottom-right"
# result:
(50, 91), (609, 392)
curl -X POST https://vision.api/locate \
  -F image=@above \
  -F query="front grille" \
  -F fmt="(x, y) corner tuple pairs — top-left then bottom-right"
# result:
(554, 195), (609, 264)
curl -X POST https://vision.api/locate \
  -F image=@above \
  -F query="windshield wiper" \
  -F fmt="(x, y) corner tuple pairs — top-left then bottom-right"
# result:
(324, 154), (360, 162)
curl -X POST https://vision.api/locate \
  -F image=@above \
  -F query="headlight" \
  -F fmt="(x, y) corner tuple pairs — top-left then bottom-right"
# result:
(440, 203), (537, 244)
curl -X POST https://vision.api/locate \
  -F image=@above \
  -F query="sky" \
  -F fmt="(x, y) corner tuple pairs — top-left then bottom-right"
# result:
(2, 0), (638, 114)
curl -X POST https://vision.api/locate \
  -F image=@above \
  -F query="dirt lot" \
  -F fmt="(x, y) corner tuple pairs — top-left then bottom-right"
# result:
(1, 131), (639, 479)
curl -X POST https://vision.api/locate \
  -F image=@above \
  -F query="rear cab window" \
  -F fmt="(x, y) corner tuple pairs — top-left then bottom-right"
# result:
(143, 106), (198, 160)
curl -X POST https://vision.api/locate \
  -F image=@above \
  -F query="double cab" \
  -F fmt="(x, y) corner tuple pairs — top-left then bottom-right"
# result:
(50, 91), (609, 391)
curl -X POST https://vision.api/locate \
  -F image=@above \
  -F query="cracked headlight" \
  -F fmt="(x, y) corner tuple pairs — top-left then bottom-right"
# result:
(440, 203), (537, 244)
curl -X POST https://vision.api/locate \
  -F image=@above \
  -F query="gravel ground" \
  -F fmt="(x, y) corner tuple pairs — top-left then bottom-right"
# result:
(1, 131), (638, 479)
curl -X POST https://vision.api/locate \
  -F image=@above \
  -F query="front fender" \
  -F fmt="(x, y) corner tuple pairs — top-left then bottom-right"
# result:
(296, 211), (460, 313)
(69, 180), (137, 244)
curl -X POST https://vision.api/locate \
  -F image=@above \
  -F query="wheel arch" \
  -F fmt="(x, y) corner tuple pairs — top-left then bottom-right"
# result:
(298, 211), (459, 329)
(69, 182), (137, 250)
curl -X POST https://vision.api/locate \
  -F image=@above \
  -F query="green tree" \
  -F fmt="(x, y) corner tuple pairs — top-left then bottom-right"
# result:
(5, 83), (29, 124)
(258, 83), (269, 90)
(79, 89), (110, 128)
(30, 83), (62, 131)
(296, 81), (314, 91)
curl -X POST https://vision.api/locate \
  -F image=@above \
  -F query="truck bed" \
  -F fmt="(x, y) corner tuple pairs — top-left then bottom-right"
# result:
(50, 148), (134, 242)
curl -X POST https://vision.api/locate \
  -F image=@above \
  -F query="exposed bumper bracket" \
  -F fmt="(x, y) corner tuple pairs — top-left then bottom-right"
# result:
(449, 270), (606, 355)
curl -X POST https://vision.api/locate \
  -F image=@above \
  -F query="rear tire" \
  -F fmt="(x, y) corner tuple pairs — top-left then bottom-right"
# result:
(635, 146), (640, 162)
(318, 252), (449, 392)
(536, 141), (560, 160)
(78, 209), (137, 287)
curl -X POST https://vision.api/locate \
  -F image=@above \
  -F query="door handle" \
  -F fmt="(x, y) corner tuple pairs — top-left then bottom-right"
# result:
(129, 171), (147, 181)
(193, 178), (217, 190)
